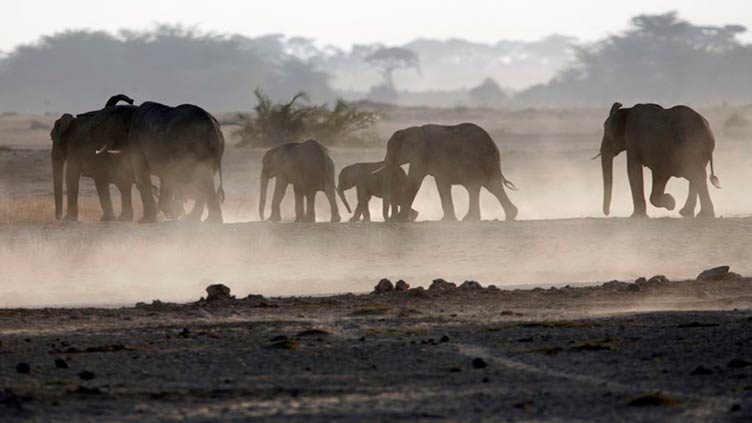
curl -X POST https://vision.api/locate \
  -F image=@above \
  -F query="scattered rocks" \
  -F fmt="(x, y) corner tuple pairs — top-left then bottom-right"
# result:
(394, 280), (410, 291)
(460, 280), (483, 289)
(206, 284), (234, 302)
(15, 363), (30, 374)
(697, 266), (731, 281)
(603, 280), (630, 289)
(647, 275), (669, 285)
(429, 279), (456, 292)
(54, 359), (69, 369)
(487, 285), (500, 292)
(472, 358), (488, 369)
(373, 279), (394, 294)
(78, 370), (96, 381)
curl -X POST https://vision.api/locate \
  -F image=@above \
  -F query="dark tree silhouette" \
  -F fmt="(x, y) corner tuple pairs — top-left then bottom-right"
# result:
(364, 47), (420, 89)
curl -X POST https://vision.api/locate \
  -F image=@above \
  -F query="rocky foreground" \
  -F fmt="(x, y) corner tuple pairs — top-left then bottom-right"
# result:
(1, 268), (751, 422)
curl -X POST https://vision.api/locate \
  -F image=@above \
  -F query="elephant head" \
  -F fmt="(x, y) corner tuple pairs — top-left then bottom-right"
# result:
(337, 163), (367, 193)
(50, 114), (76, 219)
(258, 144), (293, 220)
(598, 102), (627, 216)
(378, 127), (425, 202)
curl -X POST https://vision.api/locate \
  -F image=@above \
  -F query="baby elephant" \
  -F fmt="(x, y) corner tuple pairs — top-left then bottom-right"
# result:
(338, 161), (418, 222)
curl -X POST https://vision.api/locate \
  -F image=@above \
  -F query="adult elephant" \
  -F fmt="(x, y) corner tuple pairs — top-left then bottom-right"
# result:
(259, 139), (350, 222)
(377, 123), (518, 222)
(338, 161), (418, 222)
(51, 94), (140, 222)
(92, 101), (226, 223)
(597, 102), (720, 218)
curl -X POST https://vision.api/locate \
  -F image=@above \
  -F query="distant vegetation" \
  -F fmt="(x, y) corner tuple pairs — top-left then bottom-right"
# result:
(1, 12), (752, 112)
(235, 90), (379, 147)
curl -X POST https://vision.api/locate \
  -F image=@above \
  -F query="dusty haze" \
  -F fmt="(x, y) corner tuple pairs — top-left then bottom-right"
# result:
(1, 107), (750, 307)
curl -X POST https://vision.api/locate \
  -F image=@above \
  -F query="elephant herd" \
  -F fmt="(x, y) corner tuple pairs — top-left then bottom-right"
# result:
(50, 95), (722, 224)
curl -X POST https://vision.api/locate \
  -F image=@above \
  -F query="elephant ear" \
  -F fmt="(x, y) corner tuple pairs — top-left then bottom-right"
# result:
(50, 114), (74, 144)
(606, 102), (627, 153)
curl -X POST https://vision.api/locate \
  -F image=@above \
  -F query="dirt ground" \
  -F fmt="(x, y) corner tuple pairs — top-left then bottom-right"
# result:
(0, 278), (751, 422)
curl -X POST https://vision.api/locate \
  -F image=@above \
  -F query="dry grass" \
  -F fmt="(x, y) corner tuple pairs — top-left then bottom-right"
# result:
(0, 196), (104, 224)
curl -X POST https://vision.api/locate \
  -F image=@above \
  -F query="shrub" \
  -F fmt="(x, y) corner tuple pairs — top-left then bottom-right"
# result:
(236, 89), (379, 147)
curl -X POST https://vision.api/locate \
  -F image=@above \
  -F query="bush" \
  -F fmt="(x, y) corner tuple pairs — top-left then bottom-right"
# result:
(236, 89), (379, 147)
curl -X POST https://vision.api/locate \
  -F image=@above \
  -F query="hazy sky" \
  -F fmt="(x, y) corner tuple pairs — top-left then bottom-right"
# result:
(1, 0), (750, 51)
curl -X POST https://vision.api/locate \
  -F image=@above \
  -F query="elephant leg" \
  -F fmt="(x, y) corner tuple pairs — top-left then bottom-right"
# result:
(436, 179), (457, 221)
(117, 182), (134, 222)
(324, 184), (341, 223)
(680, 179), (698, 218)
(483, 178), (518, 221)
(134, 160), (157, 223)
(64, 160), (82, 222)
(187, 198), (205, 222)
(95, 178), (116, 222)
(398, 170), (426, 221)
(270, 177), (287, 222)
(304, 191), (317, 222)
(627, 157), (647, 218)
(649, 172), (675, 211)
(199, 166), (223, 224)
(463, 183), (482, 221)
(696, 170), (715, 218)
(293, 186), (305, 222)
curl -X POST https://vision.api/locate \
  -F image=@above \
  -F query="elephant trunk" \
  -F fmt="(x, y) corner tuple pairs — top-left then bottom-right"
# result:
(259, 173), (269, 220)
(601, 153), (613, 216)
(51, 146), (66, 220)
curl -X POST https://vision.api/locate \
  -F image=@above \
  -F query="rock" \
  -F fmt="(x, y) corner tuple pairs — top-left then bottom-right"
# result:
(373, 279), (394, 294)
(634, 277), (647, 286)
(408, 287), (429, 298)
(697, 266), (731, 281)
(440, 335), (450, 343)
(690, 365), (713, 375)
(245, 294), (264, 301)
(429, 279), (456, 292)
(54, 359), (69, 369)
(486, 285), (500, 292)
(394, 280), (410, 291)
(460, 280), (483, 289)
(603, 280), (629, 289)
(206, 284), (233, 301)
(472, 358), (488, 369)
(648, 275), (669, 285)
(727, 358), (751, 369)
(730, 404), (742, 412)
(15, 363), (30, 374)
(78, 370), (96, 380)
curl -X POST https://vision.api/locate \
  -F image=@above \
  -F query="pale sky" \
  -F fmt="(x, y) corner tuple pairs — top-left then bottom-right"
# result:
(1, 0), (751, 52)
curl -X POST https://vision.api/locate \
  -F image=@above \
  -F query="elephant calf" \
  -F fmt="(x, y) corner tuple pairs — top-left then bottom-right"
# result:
(259, 140), (351, 222)
(598, 102), (721, 218)
(338, 161), (418, 222)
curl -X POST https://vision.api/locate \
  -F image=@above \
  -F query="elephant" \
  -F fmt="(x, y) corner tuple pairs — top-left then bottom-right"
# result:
(597, 102), (721, 218)
(51, 94), (140, 222)
(259, 139), (351, 222)
(90, 101), (226, 223)
(337, 161), (418, 222)
(377, 123), (518, 222)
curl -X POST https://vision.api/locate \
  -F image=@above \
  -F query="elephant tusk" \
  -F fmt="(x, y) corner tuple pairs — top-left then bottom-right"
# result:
(95, 145), (109, 155)
(591, 152), (602, 160)
(106, 150), (122, 155)
(370, 165), (386, 175)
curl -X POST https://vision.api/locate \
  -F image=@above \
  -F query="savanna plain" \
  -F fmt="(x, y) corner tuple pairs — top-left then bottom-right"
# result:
(1, 106), (751, 421)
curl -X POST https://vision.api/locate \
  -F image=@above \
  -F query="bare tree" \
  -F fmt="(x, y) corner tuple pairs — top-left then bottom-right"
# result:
(364, 47), (420, 89)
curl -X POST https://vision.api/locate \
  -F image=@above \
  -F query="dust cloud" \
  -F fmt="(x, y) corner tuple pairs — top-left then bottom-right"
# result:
(2, 120), (751, 307)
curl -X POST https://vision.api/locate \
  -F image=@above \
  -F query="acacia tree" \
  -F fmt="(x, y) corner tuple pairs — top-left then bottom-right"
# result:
(364, 47), (420, 89)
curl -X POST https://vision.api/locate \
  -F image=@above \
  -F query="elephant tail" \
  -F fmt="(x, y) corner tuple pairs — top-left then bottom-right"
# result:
(328, 173), (351, 214)
(217, 165), (226, 204)
(709, 155), (721, 189)
(500, 172), (518, 191)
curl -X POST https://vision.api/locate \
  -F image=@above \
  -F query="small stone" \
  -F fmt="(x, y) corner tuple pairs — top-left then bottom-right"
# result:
(727, 358), (751, 369)
(429, 279), (456, 292)
(440, 335), (450, 343)
(690, 365), (713, 375)
(205, 284), (233, 301)
(408, 287), (429, 298)
(394, 280), (410, 291)
(373, 279), (394, 294)
(697, 266), (731, 281)
(460, 280), (483, 289)
(54, 359), (69, 369)
(15, 363), (30, 374)
(730, 404), (741, 412)
(634, 277), (647, 285)
(78, 370), (96, 380)
(472, 358), (488, 369)
(486, 285), (500, 292)
(647, 275), (669, 285)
